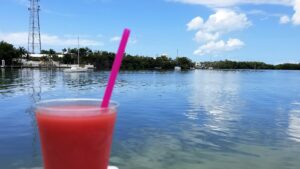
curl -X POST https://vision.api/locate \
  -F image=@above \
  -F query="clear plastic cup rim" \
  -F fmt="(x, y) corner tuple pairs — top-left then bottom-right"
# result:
(35, 98), (119, 116)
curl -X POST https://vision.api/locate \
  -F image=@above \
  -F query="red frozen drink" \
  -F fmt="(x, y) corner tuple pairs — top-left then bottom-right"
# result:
(35, 99), (117, 169)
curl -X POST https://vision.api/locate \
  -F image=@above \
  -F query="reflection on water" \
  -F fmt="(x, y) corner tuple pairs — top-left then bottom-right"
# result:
(187, 71), (241, 131)
(289, 102), (300, 143)
(179, 71), (244, 156)
(1, 69), (300, 169)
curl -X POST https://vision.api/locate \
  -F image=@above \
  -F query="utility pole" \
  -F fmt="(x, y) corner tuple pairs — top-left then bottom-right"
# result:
(78, 37), (80, 66)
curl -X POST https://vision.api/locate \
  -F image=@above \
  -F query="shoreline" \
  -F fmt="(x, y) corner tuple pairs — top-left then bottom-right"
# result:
(1, 66), (300, 71)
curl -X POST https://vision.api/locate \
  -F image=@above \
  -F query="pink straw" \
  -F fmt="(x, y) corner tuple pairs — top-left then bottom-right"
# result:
(101, 28), (131, 108)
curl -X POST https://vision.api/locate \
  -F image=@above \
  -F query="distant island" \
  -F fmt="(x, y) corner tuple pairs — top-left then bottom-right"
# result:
(1, 41), (300, 70)
(198, 60), (300, 70)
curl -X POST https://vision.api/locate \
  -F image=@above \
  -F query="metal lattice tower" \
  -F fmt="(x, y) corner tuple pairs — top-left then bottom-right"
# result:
(28, 0), (41, 54)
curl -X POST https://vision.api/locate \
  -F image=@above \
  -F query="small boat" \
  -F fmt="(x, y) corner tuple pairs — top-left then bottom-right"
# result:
(1, 60), (5, 68)
(64, 65), (88, 73)
(174, 66), (181, 71)
(84, 64), (95, 69)
(64, 37), (89, 73)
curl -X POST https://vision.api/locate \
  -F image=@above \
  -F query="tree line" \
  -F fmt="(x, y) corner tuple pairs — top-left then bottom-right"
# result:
(199, 60), (300, 70)
(1, 41), (300, 70)
(43, 47), (195, 70)
(0, 41), (194, 70)
(0, 41), (27, 65)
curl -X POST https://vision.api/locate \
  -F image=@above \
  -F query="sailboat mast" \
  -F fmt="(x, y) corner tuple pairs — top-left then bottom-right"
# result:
(77, 36), (80, 66)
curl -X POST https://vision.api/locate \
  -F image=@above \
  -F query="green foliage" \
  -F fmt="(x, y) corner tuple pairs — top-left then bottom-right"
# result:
(51, 55), (61, 62)
(0, 41), (24, 65)
(59, 48), (193, 70)
(17, 47), (27, 57)
(40, 56), (49, 62)
(200, 60), (276, 70)
(29, 57), (40, 61)
(200, 60), (300, 70)
(275, 63), (300, 70)
(122, 55), (156, 70)
(175, 57), (194, 69)
(41, 49), (61, 61)
(0, 41), (195, 70)
(62, 54), (73, 64)
(155, 55), (176, 69)
(1, 41), (299, 70)
(41, 50), (49, 54)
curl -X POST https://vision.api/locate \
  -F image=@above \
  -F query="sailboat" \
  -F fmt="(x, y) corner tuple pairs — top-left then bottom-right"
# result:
(64, 37), (89, 73)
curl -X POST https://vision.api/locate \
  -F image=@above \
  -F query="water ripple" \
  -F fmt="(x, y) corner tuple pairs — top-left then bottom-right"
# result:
(1, 69), (300, 169)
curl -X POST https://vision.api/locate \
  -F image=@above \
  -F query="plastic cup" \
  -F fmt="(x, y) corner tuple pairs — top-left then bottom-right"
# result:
(35, 99), (118, 169)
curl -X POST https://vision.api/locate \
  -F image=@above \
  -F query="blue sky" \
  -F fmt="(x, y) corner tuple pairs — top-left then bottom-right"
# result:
(0, 0), (300, 64)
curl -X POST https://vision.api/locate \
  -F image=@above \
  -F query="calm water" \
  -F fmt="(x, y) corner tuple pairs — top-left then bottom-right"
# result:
(1, 69), (300, 169)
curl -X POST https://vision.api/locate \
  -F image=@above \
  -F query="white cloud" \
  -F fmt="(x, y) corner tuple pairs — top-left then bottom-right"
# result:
(194, 31), (219, 42)
(110, 36), (138, 44)
(130, 39), (138, 44)
(246, 9), (268, 16)
(0, 32), (28, 45)
(194, 38), (244, 55)
(42, 34), (102, 46)
(227, 38), (244, 47)
(280, 15), (291, 24)
(274, 0), (300, 25)
(172, 0), (294, 7)
(176, 0), (300, 26)
(187, 9), (249, 55)
(292, 0), (300, 25)
(246, 9), (283, 17)
(247, 9), (292, 23)
(187, 16), (204, 30)
(187, 9), (251, 38)
(110, 36), (121, 42)
(0, 32), (103, 47)
(203, 9), (251, 33)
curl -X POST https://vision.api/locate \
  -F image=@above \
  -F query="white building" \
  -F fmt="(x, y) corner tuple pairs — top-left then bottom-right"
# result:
(160, 53), (168, 57)
(28, 54), (64, 58)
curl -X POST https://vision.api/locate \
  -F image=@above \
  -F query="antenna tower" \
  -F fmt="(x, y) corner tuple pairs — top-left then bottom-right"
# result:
(28, 0), (41, 54)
